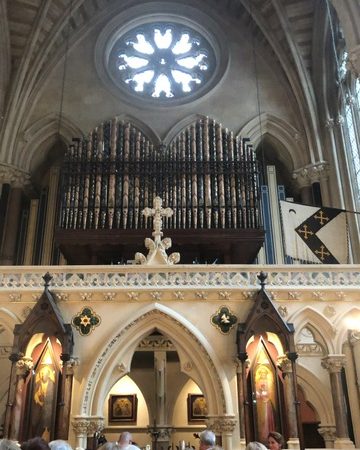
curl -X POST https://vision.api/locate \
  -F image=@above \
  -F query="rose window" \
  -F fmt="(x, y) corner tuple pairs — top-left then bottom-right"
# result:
(109, 23), (215, 100)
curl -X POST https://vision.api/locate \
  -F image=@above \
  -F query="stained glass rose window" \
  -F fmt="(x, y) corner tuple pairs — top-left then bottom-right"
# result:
(108, 22), (215, 100)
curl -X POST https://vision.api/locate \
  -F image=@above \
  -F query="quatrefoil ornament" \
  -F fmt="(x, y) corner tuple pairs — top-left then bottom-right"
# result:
(72, 306), (101, 336)
(211, 306), (237, 334)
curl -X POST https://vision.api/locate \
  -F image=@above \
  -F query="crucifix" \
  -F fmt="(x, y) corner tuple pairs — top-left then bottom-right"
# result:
(134, 197), (180, 265)
(143, 197), (173, 244)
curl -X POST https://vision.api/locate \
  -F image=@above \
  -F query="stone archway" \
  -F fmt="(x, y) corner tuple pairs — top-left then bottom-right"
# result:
(74, 304), (236, 450)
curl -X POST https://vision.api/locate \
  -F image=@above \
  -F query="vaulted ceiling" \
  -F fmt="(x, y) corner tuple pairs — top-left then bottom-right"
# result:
(0, 0), (359, 170)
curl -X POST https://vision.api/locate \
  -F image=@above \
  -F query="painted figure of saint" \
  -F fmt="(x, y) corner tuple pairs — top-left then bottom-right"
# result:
(193, 396), (208, 416)
(114, 397), (132, 417)
(255, 365), (276, 444)
(31, 364), (56, 441)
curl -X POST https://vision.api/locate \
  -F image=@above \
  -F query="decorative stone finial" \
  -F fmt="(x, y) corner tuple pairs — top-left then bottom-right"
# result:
(43, 272), (53, 288)
(134, 197), (180, 265)
(257, 271), (267, 289)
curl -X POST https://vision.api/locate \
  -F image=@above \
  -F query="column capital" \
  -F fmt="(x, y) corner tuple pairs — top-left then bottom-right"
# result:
(277, 355), (293, 373)
(292, 162), (329, 186)
(15, 357), (33, 376)
(347, 44), (360, 78)
(318, 426), (336, 443)
(71, 415), (104, 436)
(205, 415), (237, 434)
(321, 355), (346, 373)
(0, 164), (31, 188)
(325, 118), (335, 129)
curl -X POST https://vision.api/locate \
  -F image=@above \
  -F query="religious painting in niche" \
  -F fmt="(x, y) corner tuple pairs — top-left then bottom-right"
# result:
(187, 394), (208, 422)
(27, 338), (61, 442)
(109, 394), (137, 422)
(247, 335), (283, 445)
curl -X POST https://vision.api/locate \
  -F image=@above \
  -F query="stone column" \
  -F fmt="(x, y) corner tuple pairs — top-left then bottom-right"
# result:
(277, 355), (300, 450)
(348, 45), (360, 78)
(42, 165), (60, 264)
(292, 169), (313, 204)
(154, 351), (170, 450)
(72, 416), (104, 450)
(57, 357), (77, 439)
(206, 415), (237, 450)
(321, 355), (355, 449)
(0, 186), (23, 264)
(318, 426), (336, 449)
(10, 357), (33, 439)
(0, 165), (31, 265)
(235, 359), (246, 450)
(348, 331), (360, 402)
(292, 163), (330, 206)
(23, 199), (39, 264)
(324, 118), (346, 209)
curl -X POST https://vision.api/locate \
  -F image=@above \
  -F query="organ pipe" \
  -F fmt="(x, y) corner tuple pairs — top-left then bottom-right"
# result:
(59, 118), (260, 231)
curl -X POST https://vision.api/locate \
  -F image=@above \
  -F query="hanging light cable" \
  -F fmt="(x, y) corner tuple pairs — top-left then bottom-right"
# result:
(57, 0), (74, 138)
(249, 1), (266, 185)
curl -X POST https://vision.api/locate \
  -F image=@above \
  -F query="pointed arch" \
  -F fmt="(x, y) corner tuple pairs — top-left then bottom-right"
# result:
(333, 307), (360, 352)
(238, 113), (307, 170)
(290, 307), (336, 355)
(113, 114), (161, 145)
(164, 114), (211, 145)
(16, 113), (83, 172)
(296, 364), (334, 425)
(80, 303), (232, 419)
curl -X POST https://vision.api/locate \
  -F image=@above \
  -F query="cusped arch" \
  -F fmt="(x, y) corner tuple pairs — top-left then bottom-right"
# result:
(16, 113), (83, 172)
(114, 114), (161, 145)
(333, 307), (360, 352)
(238, 113), (307, 170)
(80, 303), (231, 419)
(296, 364), (334, 425)
(163, 114), (214, 145)
(290, 306), (336, 354)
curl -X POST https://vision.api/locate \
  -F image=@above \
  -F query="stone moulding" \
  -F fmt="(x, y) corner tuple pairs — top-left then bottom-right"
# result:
(0, 266), (359, 302)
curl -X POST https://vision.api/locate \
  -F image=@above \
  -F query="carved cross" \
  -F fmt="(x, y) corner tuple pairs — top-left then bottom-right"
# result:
(314, 245), (330, 261)
(143, 197), (173, 243)
(314, 210), (329, 225)
(298, 224), (314, 240)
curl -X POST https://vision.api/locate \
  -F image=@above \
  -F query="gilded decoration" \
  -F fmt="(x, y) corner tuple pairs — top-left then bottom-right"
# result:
(72, 307), (101, 336)
(211, 306), (237, 334)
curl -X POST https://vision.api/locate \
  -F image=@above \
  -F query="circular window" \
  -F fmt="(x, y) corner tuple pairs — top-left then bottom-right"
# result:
(108, 22), (216, 100)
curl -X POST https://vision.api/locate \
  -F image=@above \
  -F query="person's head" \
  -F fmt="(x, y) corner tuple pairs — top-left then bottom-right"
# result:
(199, 430), (216, 450)
(20, 438), (50, 450)
(49, 441), (72, 450)
(0, 439), (20, 450)
(118, 433), (132, 447)
(267, 432), (284, 450)
(246, 442), (267, 450)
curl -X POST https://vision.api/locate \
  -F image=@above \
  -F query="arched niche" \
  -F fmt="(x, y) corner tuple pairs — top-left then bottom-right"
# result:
(3, 274), (74, 442)
(237, 272), (299, 448)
